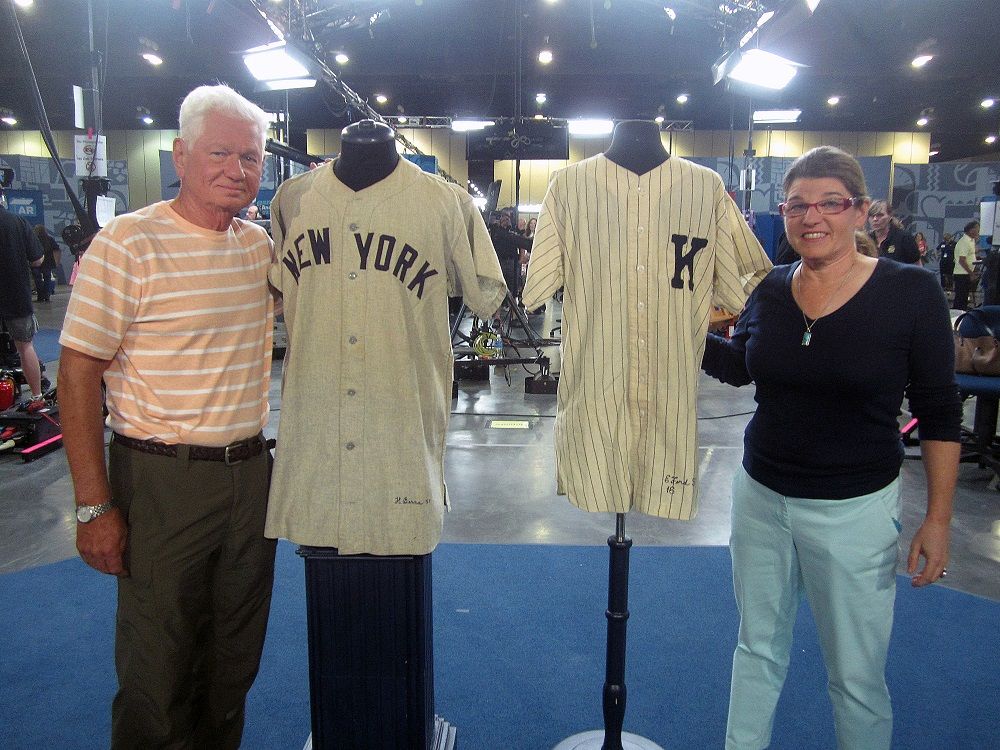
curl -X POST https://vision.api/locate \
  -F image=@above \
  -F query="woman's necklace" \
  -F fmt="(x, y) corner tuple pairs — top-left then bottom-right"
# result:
(797, 257), (856, 346)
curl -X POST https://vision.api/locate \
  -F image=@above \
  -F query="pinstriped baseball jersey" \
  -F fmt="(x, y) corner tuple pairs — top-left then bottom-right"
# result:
(521, 154), (771, 519)
(265, 158), (506, 554)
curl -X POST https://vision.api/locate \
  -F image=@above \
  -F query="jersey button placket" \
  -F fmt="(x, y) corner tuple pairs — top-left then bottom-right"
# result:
(342, 215), (365, 512)
(635, 176), (652, 437)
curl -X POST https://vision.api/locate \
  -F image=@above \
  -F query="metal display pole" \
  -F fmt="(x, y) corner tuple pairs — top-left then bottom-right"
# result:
(553, 514), (664, 750)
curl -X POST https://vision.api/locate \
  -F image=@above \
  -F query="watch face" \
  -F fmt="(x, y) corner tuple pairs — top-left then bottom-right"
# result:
(76, 506), (94, 523)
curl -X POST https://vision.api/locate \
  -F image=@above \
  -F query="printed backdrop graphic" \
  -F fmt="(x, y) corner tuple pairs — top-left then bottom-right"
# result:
(892, 162), (1000, 270)
(689, 156), (892, 215)
(0, 154), (129, 282)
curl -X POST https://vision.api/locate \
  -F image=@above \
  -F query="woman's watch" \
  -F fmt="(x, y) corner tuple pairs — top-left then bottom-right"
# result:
(76, 502), (114, 523)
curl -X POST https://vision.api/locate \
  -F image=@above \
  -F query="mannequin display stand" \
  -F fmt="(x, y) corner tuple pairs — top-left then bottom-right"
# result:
(553, 515), (664, 750)
(298, 547), (457, 750)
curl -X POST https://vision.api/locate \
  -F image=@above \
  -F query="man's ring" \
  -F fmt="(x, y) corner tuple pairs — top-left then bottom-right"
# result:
(940, 568), (948, 578)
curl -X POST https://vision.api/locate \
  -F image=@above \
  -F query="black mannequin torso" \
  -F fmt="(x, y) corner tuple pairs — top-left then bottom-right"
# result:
(334, 120), (400, 191)
(603, 120), (669, 176)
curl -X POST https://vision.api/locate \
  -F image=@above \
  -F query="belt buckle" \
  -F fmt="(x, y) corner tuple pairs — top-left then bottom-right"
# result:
(224, 443), (244, 466)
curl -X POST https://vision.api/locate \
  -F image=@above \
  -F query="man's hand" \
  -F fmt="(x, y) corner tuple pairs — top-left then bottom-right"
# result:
(77, 508), (129, 576)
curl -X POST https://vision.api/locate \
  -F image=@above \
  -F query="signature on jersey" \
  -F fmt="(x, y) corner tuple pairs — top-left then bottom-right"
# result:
(394, 496), (431, 506)
(663, 475), (695, 493)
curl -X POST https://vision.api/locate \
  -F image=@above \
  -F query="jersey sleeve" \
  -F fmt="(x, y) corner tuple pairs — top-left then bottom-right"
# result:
(58, 220), (141, 360)
(521, 172), (565, 312)
(710, 184), (772, 313)
(445, 187), (506, 319)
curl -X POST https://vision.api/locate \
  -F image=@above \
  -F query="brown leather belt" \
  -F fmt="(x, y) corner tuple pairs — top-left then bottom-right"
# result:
(112, 432), (265, 465)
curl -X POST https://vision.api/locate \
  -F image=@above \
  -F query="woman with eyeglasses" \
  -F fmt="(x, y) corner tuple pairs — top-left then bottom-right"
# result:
(703, 146), (961, 750)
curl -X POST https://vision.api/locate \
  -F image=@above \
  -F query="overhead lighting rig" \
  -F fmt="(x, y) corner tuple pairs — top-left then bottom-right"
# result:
(242, 0), (458, 183)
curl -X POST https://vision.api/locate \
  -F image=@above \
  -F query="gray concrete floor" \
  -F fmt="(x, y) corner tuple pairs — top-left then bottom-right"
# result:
(2, 288), (999, 602)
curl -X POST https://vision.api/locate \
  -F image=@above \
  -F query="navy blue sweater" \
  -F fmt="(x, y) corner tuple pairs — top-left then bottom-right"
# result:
(703, 259), (961, 499)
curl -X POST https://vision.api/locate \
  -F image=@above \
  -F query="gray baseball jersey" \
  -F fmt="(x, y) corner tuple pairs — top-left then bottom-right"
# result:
(521, 153), (771, 519)
(266, 158), (506, 554)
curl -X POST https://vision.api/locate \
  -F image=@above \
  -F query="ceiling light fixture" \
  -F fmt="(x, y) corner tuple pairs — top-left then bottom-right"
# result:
(0, 109), (17, 126)
(567, 119), (614, 136)
(663, 7), (676, 21)
(804, 0), (821, 12)
(716, 48), (800, 90)
(916, 117), (929, 127)
(987, 135), (997, 145)
(139, 37), (162, 66)
(334, 52), (349, 65)
(654, 115), (665, 124)
(451, 119), (494, 132)
(827, 95), (840, 106)
(535, 92), (547, 104)
(911, 54), (933, 68)
(981, 98), (995, 109)
(136, 106), (154, 126)
(538, 49), (553, 65)
(752, 109), (802, 124)
(13, 0), (34, 8)
(676, 93), (689, 104)
(928, 150), (939, 157)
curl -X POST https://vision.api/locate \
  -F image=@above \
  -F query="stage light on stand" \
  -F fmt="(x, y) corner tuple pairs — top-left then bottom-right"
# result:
(752, 109), (801, 124)
(714, 48), (800, 91)
(567, 119), (614, 136)
(451, 120), (494, 132)
(243, 40), (311, 81)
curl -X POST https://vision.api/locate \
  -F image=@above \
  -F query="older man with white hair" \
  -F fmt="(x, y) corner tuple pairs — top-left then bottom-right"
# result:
(59, 84), (276, 749)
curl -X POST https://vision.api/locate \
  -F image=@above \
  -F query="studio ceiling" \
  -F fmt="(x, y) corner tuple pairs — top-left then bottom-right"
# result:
(2, 0), (999, 162)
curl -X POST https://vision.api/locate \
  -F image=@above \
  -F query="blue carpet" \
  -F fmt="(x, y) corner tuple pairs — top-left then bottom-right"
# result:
(32, 328), (62, 364)
(1, 542), (997, 749)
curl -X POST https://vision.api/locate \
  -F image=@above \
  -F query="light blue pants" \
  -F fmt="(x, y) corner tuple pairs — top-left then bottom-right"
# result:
(726, 468), (901, 750)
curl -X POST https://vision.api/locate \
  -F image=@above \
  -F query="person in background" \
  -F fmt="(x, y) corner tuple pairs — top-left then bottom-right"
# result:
(245, 203), (260, 220)
(488, 207), (531, 307)
(31, 224), (59, 302)
(0, 190), (46, 411)
(868, 199), (920, 263)
(524, 216), (536, 238)
(937, 233), (956, 291)
(59, 84), (277, 750)
(914, 231), (928, 266)
(952, 220), (979, 310)
(703, 146), (960, 750)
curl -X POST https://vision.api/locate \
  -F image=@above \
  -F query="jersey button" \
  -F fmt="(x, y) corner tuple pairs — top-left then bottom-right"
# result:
(348, 272), (358, 280)
(345, 442), (355, 450)
(637, 265), (645, 272)
(637, 302), (645, 310)
(347, 389), (357, 396)
(349, 223), (359, 231)
(348, 336), (358, 344)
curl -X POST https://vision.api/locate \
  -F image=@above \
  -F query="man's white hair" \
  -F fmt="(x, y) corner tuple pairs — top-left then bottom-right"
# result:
(178, 84), (269, 147)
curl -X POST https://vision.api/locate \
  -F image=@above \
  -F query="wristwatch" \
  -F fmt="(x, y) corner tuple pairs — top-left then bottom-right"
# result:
(76, 502), (115, 523)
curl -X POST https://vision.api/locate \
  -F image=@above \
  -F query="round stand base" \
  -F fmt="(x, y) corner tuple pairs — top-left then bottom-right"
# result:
(553, 730), (665, 750)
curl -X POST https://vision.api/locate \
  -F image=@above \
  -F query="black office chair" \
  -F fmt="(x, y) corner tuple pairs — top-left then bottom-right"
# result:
(954, 306), (1000, 472)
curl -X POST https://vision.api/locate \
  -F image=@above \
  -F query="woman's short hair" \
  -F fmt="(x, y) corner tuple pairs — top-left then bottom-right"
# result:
(782, 146), (868, 200)
(178, 84), (270, 148)
(855, 231), (879, 257)
(868, 199), (890, 217)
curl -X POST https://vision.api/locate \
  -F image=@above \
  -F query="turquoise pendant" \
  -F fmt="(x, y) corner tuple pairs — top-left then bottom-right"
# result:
(801, 331), (812, 346)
